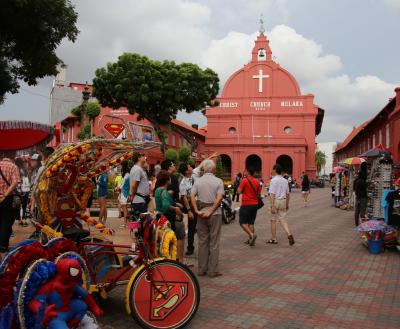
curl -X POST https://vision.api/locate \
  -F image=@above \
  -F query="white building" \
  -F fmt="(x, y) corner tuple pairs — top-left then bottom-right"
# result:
(317, 142), (337, 175)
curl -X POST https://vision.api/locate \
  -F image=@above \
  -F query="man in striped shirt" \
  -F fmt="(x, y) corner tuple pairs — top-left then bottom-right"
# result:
(0, 151), (21, 253)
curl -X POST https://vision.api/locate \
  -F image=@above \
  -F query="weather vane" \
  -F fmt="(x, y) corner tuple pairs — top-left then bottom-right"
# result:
(259, 14), (265, 34)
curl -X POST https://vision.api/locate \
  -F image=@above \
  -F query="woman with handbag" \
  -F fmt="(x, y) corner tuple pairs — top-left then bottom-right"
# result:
(0, 151), (21, 254)
(238, 166), (262, 246)
(154, 170), (185, 263)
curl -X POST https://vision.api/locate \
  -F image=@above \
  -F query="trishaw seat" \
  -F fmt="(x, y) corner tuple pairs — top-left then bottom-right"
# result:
(62, 227), (90, 242)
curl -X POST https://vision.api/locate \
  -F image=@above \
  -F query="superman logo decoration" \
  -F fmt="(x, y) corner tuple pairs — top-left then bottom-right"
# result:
(150, 281), (188, 321)
(104, 123), (125, 138)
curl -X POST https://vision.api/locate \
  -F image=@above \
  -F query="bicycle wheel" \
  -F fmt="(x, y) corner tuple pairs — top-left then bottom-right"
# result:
(127, 259), (200, 329)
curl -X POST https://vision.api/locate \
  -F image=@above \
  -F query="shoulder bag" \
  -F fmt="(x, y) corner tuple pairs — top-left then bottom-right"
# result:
(247, 178), (264, 210)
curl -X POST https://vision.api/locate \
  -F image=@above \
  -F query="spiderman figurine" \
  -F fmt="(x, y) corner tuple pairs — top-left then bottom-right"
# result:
(29, 258), (103, 329)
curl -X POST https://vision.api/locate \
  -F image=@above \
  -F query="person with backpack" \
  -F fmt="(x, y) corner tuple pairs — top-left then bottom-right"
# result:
(232, 172), (242, 202)
(118, 162), (131, 228)
(237, 166), (261, 246)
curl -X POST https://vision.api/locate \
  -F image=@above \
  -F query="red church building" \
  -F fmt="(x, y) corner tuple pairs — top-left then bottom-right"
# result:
(205, 28), (324, 181)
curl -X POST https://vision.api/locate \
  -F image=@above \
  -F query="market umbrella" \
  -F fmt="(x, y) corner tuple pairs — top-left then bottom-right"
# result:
(360, 144), (391, 158)
(343, 157), (366, 165)
(333, 166), (346, 173)
(0, 121), (54, 151)
(355, 220), (385, 233)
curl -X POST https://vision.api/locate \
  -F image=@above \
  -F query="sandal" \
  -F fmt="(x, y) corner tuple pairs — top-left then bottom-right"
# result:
(267, 239), (278, 244)
(249, 234), (257, 246)
(244, 239), (250, 245)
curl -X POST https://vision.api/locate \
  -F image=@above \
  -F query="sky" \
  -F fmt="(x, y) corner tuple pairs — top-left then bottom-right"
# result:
(1, 0), (399, 143)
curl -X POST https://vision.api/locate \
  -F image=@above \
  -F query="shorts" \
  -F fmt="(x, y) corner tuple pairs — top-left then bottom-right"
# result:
(118, 193), (128, 205)
(97, 188), (108, 198)
(166, 212), (186, 240)
(131, 202), (147, 214)
(271, 199), (287, 221)
(173, 221), (186, 240)
(239, 205), (258, 225)
(301, 188), (310, 194)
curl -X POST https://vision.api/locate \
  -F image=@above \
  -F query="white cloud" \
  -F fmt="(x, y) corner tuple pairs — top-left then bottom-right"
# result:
(384, 0), (400, 10)
(198, 24), (396, 142)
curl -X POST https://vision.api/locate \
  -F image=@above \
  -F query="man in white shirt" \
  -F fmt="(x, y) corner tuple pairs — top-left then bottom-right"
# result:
(267, 164), (295, 245)
(129, 153), (150, 214)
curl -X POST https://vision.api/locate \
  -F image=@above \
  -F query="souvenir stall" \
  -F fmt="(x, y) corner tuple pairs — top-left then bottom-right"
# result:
(355, 146), (399, 254)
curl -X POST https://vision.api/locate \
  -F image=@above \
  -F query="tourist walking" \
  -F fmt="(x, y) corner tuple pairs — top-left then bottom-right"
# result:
(0, 151), (21, 254)
(353, 170), (367, 227)
(97, 171), (108, 224)
(154, 170), (185, 262)
(301, 174), (311, 207)
(190, 160), (224, 278)
(238, 166), (261, 246)
(118, 162), (130, 228)
(129, 153), (150, 214)
(178, 163), (196, 256)
(232, 173), (242, 202)
(267, 164), (295, 246)
(114, 172), (123, 218)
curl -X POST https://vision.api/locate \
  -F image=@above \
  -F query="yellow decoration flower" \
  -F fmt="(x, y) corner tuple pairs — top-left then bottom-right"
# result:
(160, 229), (177, 260)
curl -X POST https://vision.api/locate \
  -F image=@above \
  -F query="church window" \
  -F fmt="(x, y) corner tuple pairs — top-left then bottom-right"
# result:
(228, 127), (237, 134)
(172, 135), (176, 146)
(372, 134), (376, 147)
(284, 126), (292, 134)
(379, 129), (382, 145)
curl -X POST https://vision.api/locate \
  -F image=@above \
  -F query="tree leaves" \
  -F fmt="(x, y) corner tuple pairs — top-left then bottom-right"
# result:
(92, 52), (219, 127)
(0, 0), (79, 103)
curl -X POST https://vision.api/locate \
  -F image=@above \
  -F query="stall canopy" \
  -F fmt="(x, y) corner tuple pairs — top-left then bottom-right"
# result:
(0, 121), (54, 151)
(342, 157), (366, 165)
(360, 144), (391, 158)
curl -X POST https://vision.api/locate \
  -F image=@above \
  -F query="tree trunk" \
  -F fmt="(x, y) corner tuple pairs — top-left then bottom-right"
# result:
(152, 122), (167, 154)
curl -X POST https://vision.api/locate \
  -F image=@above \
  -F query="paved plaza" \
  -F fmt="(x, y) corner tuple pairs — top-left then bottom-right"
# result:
(10, 188), (400, 329)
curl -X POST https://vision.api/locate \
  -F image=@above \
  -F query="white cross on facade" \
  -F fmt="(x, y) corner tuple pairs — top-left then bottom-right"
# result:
(252, 69), (269, 93)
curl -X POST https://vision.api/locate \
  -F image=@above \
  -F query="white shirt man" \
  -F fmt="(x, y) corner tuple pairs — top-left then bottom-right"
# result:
(268, 164), (295, 246)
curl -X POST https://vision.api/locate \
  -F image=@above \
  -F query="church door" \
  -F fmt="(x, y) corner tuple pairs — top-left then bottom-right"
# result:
(220, 154), (232, 180)
(276, 155), (293, 175)
(245, 154), (262, 177)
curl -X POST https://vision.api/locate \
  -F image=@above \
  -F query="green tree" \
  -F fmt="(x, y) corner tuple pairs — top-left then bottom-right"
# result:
(165, 149), (178, 163)
(92, 53), (219, 151)
(71, 101), (101, 140)
(178, 146), (191, 163)
(315, 150), (327, 175)
(0, 0), (79, 104)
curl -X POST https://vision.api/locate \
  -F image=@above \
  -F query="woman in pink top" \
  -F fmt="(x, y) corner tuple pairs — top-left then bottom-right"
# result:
(238, 166), (261, 246)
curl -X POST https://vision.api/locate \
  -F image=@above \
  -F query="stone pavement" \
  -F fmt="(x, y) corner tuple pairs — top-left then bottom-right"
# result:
(9, 188), (400, 328)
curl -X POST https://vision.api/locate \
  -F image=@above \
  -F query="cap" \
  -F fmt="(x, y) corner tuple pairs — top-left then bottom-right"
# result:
(30, 153), (41, 161)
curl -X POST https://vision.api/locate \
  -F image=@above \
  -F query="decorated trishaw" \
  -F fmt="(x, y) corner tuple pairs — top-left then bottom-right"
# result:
(0, 119), (200, 329)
